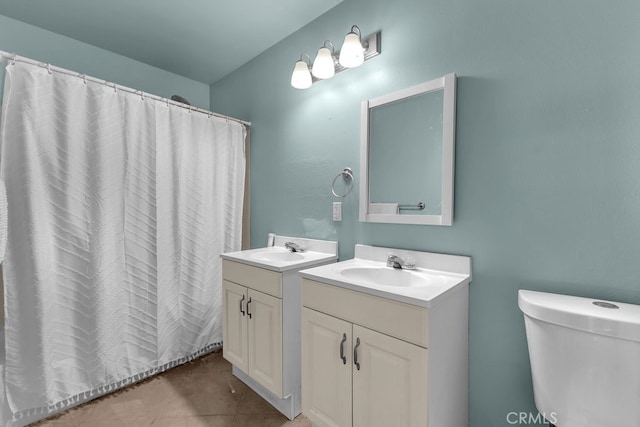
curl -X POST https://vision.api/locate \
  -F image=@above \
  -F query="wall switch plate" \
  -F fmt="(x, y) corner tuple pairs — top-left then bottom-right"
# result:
(332, 202), (342, 221)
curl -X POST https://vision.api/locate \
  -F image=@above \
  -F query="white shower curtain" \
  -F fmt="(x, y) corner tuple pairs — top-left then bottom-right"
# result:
(0, 62), (245, 421)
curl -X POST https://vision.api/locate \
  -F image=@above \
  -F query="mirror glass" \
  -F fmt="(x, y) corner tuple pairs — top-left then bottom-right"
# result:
(359, 73), (456, 225)
(369, 89), (444, 215)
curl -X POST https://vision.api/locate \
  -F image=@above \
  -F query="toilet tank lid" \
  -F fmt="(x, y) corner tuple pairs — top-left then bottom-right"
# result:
(518, 290), (640, 342)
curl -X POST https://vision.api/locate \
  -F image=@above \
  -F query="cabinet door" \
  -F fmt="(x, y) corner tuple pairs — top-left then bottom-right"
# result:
(302, 308), (353, 427)
(222, 280), (248, 373)
(352, 325), (428, 427)
(247, 288), (283, 397)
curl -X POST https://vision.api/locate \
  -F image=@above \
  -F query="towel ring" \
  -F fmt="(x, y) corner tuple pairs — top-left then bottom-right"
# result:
(331, 167), (354, 198)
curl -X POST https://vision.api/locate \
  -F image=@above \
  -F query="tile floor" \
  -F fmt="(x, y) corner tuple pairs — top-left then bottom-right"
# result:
(31, 351), (312, 427)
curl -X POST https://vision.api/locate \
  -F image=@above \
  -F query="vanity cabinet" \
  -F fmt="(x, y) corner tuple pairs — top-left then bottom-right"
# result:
(301, 277), (468, 427)
(302, 307), (428, 427)
(221, 236), (339, 420)
(222, 279), (282, 396)
(222, 260), (283, 398)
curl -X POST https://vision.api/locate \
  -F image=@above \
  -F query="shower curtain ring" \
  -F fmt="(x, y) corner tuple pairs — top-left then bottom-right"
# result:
(46, 63), (52, 74)
(10, 54), (16, 66)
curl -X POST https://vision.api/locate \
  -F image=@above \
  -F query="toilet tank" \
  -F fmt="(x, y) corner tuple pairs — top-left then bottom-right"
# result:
(518, 290), (640, 427)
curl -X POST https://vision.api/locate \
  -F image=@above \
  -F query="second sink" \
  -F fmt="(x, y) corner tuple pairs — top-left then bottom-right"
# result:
(299, 244), (472, 308)
(339, 266), (447, 288)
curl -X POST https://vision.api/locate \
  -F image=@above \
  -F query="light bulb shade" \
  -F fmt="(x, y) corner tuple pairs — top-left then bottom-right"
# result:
(291, 60), (312, 89)
(339, 32), (364, 68)
(312, 47), (335, 79)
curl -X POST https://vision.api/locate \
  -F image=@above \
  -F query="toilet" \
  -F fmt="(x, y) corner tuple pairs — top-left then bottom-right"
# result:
(518, 290), (640, 427)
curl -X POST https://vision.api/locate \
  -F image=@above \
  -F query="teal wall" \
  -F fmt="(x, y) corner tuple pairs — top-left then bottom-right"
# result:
(211, 0), (640, 425)
(0, 14), (210, 109)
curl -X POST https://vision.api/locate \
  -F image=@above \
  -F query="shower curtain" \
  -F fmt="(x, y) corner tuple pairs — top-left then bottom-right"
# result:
(0, 62), (245, 421)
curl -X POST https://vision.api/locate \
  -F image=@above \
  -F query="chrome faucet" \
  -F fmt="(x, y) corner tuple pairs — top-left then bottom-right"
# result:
(386, 254), (416, 270)
(284, 241), (305, 252)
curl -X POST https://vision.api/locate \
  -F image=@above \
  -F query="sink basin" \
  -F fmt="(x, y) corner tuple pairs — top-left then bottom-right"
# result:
(299, 244), (471, 307)
(339, 266), (446, 288)
(221, 235), (338, 272)
(248, 250), (305, 263)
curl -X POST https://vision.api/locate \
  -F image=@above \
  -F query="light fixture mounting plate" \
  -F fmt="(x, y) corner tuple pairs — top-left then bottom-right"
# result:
(363, 31), (381, 61)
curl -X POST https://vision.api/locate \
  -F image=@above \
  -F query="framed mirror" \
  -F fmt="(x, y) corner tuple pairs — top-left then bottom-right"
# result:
(359, 73), (456, 225)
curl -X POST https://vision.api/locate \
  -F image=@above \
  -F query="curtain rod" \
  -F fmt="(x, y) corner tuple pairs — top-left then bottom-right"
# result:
(0, 51), (251, 127)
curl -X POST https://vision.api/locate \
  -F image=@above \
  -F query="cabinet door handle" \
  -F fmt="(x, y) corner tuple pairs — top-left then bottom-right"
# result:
(240, 295), (245, 316)
(339, 333), (347, 364)
(247, 297), (252, 319)
(354, 337), (361, 371)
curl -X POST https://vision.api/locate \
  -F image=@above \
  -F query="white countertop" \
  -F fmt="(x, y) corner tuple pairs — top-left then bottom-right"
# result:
(220, 236), (338, 272)
(299, 244), (471, 308)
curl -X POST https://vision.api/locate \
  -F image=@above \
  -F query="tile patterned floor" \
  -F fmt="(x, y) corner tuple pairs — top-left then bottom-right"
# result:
(31, 351), (312, 427)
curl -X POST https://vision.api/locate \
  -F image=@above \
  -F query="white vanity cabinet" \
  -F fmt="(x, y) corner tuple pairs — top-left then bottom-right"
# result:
(300, 244), (471, 427)
(220, 236), (338, 420)
(302, 305), (429, 427)
(222, 263), (283, 397)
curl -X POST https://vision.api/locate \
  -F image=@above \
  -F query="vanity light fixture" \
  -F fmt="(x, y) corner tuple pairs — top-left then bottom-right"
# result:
(312, 41), (336, 79)
(290, 25), (381, 89)
(339, 25), (365, 68)
(291, 54), (313, 89)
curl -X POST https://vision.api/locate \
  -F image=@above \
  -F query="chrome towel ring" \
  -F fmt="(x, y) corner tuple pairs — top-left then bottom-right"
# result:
(331, 167), (354, 198)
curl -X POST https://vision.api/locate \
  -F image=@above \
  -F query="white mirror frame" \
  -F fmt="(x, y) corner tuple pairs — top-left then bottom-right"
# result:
(359, 73), (457, 225)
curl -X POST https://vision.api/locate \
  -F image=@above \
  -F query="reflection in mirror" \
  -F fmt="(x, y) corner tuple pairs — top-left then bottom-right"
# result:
(369, 89), (444, 215)
(359, 73), (456, 225)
